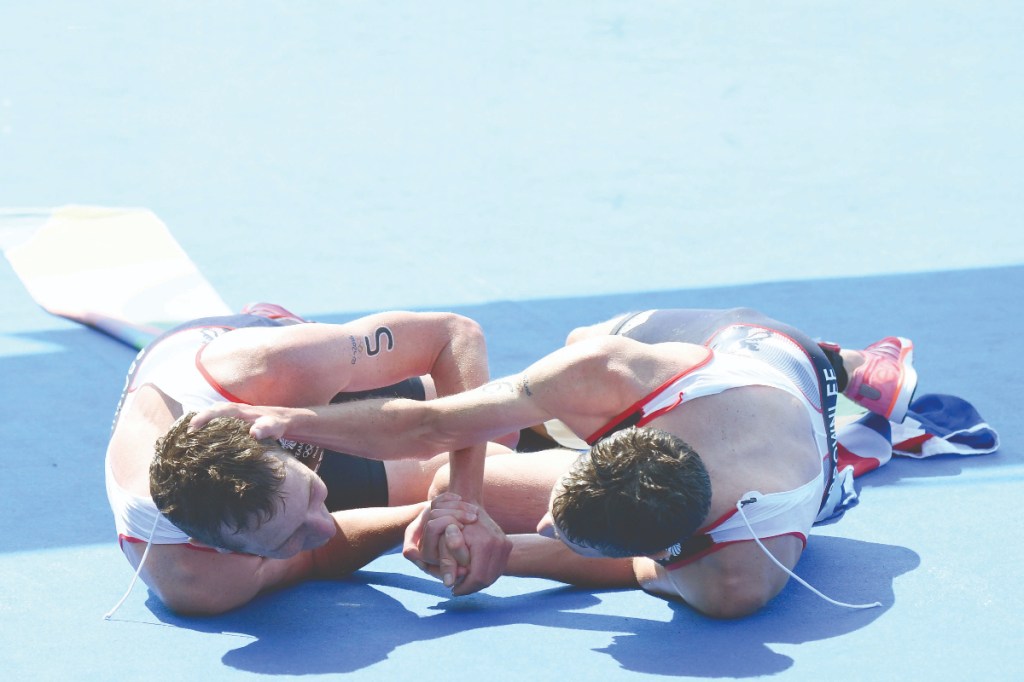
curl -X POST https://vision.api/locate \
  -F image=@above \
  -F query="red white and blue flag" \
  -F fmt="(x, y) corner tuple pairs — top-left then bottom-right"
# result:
(818, 393), (999, 522)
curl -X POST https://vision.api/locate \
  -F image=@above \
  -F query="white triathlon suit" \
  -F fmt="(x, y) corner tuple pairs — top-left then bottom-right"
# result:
(105, 324), (237, 546)
(585, 324), (832, 568)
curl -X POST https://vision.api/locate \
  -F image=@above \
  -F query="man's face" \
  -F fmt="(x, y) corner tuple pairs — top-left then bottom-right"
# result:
(223, 452), (336, 559)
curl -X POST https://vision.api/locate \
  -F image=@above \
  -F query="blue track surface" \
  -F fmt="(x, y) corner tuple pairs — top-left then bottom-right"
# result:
(1, 3), (1021, 680)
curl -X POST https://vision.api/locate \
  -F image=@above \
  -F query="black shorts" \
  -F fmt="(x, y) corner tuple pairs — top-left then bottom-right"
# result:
(320, 377), (427, 510)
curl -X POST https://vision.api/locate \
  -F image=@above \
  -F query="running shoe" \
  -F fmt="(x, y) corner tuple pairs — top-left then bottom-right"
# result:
(845, 336), (918, 423)
(240, 302), (308, 323)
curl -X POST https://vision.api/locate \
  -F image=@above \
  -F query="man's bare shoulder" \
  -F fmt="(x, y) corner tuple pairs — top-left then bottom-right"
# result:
(108, 383), (182, 493)
(122, 541), (272, 615)
(584, 336), (709, 386)
(523, 337), (706, 428)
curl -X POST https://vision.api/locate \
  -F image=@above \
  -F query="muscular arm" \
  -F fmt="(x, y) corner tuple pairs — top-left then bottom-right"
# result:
(408, 526), (635, 591)
(505, 534), (637, 589)
(197, 335), (673, 462)
(201, 311), (488, 407)
(134, 504), (425, 616)
(201, 311), (490, 502)
(505, 533), (800, 617)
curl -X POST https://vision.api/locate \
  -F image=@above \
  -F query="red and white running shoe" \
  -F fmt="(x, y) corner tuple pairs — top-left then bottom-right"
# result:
(240, 302), (308, 323)
(845, 336), (918, 423)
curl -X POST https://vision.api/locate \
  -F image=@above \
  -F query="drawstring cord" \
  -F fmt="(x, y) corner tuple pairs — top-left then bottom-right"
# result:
(736, 497), (881, 611)
(103, 511), (161, 620)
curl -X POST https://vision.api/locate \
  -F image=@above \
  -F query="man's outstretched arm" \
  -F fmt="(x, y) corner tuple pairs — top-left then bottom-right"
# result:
(144, 503), (454, 616)
(406, 525), (637, 592)
(505, 534), (639, 588)
(191, 335), (646, 462)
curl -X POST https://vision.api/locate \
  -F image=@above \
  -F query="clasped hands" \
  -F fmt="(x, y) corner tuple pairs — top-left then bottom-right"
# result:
(403, 492), (512, 595)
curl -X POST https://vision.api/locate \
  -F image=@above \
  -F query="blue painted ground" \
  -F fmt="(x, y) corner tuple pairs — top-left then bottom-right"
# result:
(1, 2), (1021, 680)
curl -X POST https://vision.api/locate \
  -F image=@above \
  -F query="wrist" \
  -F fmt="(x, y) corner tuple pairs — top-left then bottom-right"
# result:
(447, 445), (486, 504)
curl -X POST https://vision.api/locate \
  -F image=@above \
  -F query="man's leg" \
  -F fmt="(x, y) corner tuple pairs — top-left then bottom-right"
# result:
(385, 453), (454, 506)
(821, 339), (918, 423)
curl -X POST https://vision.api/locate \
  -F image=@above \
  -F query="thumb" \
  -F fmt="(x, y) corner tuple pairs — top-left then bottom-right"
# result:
(250, 416), (283, 440)
(402, 507), (427, 562)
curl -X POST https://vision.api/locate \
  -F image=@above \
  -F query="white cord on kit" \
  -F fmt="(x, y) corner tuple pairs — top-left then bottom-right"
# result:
(736, 497), (881, 611)
(103, 510), (161, 620)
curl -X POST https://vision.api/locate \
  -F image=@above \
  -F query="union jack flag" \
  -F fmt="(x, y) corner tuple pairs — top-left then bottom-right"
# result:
(817, 394), (999, 523)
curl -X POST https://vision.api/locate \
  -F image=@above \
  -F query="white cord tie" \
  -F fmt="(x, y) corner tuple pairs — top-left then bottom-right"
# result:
(103, 510), (161, 620)
(736, 496), (881, 611)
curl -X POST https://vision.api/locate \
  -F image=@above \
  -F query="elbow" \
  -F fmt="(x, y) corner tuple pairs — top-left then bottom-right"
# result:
(443, 315), (488, 374)
(446, 314), (486, 348)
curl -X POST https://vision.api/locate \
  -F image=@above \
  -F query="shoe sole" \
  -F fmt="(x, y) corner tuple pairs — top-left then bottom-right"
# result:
(885, 337), (918, 423)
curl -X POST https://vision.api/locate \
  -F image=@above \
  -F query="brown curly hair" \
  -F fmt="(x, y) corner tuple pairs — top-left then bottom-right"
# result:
(551, 427), (711, 557)
(149, 412), (286, 550)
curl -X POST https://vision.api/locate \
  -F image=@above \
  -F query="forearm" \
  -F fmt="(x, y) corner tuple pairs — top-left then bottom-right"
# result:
(282, 399), (448, 460)
(505, 534), (638, 589)
(227, 507), (420, 603)
(423, 316), (489, 501)
(309, 504), (426, 578)
(281, 392), (528, 462)
(445, 443), (487, 503)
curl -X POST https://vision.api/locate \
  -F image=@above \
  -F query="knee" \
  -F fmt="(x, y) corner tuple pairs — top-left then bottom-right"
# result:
(565, 325), (591, 346)
(566, 318), (614, 345)
(159, 588), (232, 617)
(428, 463), (452, 499)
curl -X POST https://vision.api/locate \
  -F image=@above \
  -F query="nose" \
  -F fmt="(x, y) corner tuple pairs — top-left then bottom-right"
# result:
(316, 510), (337, 539)
(304, 510), (337, 551)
